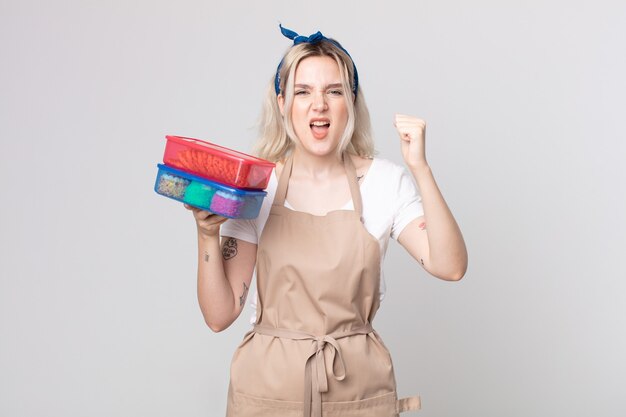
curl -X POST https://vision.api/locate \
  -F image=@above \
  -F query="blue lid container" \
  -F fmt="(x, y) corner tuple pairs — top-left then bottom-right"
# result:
(154, 164), (267, 219)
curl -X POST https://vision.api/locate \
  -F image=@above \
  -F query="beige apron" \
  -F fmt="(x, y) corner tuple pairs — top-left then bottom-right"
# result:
(226, 152), (421, 417)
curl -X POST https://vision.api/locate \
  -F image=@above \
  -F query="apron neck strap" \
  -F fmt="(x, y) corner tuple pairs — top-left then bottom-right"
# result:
(342, 152), (364, 217)
(274, 152), (364, 217)
(274, 153), (294, 207)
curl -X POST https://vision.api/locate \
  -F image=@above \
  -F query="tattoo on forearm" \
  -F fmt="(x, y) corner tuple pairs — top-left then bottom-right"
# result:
(420, 258), (425, 266)
(239, 282), (249, 307)
(222, 238), (238, 260)
(204, 251), (209, 262)
(418, 221), (426, 230)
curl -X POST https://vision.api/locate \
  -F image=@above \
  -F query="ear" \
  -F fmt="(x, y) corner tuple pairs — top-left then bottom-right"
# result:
(277, 94), (285, 116)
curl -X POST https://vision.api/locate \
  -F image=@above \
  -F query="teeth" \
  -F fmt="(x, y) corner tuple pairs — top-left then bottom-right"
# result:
(311, 121), (329, 126)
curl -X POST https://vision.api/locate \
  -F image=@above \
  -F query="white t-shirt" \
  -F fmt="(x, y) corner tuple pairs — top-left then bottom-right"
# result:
(220, 157), (424, 321)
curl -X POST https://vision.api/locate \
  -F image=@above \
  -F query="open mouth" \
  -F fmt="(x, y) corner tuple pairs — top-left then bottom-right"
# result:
(310, 120), (330, 139)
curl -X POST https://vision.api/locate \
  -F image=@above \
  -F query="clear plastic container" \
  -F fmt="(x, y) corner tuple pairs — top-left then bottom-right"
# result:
(163, 135), (275, 190)
(154, 164), (267, 219)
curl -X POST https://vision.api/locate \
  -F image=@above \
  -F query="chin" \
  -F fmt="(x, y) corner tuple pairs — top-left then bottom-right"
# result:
(304, 143), (341, 157)
(297, 136), (340, 156)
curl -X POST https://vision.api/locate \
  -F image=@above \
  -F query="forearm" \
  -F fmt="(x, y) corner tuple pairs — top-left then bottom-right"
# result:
(410, 164), (467, 279)
(196, 234), (237, 331)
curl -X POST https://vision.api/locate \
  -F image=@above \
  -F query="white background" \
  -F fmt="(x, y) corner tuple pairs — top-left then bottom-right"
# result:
(1, 1), (625, 416)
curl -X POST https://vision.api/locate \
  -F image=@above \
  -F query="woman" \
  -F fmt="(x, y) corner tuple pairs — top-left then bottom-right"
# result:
(186, 25), (467, 417)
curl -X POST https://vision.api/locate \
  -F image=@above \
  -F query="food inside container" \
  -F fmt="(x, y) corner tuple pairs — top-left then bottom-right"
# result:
(154, 164), (267, 219)
(163, 135), (275, 190)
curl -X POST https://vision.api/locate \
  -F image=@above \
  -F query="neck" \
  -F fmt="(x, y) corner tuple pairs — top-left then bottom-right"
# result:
(291, 147), (344, 180)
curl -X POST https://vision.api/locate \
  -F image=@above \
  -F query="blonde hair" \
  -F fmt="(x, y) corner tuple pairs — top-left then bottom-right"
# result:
(253, 40), (375, 162)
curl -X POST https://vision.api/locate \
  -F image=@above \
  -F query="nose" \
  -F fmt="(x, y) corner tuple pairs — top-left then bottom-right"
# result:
(312, 91), (327, 111)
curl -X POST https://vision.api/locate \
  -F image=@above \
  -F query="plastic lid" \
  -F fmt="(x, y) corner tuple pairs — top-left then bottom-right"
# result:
(165, 135), (275, 167)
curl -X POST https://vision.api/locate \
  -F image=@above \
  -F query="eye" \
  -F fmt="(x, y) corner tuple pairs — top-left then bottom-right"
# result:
(294, 89), (309, 96)
(328, 89), (344, 96)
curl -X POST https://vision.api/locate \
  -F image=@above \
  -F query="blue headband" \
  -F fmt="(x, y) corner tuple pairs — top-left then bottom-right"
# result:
(274, 24), (359, 97)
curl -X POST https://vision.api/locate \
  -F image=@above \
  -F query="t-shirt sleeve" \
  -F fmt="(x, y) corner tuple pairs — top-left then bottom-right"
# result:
(390, 167), (424, 240)
(220, 218), (259, 244)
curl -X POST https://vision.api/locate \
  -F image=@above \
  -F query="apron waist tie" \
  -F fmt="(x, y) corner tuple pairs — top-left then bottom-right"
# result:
(253, 323), (373, 417)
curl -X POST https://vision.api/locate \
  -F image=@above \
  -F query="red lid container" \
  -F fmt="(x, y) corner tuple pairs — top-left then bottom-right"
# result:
(163, 135), (275, 190)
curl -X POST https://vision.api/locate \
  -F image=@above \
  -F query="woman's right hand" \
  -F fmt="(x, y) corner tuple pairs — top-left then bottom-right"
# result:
(186, 203), (256, 332)
(184, 204), (229, 238)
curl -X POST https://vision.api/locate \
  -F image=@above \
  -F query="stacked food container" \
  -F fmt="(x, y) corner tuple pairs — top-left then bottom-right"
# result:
(154, 135), (275, 219)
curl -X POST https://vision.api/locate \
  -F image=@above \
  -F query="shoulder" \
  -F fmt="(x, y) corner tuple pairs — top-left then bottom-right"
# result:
(348, 154), (374, 172)
(368, 157), (409, 181)
(363, 157), (419, 203)
(348, 154), (405, 183)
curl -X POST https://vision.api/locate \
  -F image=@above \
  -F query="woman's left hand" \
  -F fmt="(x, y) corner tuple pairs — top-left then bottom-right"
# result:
(394, 114), (427, 169)
(394, 114), (468, 281)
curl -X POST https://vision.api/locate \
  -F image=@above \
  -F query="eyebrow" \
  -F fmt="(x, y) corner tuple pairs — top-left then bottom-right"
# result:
(294, 83), (344, 89)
